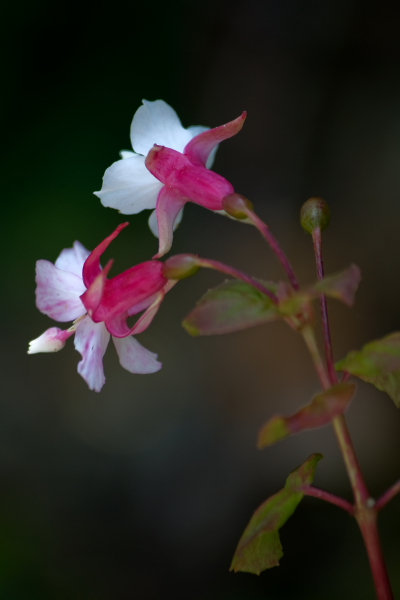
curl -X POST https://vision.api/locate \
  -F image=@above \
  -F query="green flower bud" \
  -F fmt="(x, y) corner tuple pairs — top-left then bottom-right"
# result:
(300, 197), (330, 234)
(223, 193), (254, 219)
(162, 254), (200, 280)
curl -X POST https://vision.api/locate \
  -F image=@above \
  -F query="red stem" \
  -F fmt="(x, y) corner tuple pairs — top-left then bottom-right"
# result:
(312, 227), (337, 384)
(244, 208), (300, 290)
(302, 485), (354, 515)
(357, 508), (394, 600)
(308, 227), (394, 599)
(376, 480), (400, 511)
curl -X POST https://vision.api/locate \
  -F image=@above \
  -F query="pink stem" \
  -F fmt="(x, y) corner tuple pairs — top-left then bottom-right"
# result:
(312, 227), (337, 384)
(357, 508), (394, 600)
(196, 258), (279, 304)
(244, 208), (300, 290)
(376, 480), (400, 511)
(302, 485), (354, 515)
(332, 415), (370, 506)
(308, 227), (394, 599)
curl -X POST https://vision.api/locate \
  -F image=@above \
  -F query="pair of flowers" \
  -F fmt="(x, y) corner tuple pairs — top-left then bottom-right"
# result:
(29, 100), (246, 391)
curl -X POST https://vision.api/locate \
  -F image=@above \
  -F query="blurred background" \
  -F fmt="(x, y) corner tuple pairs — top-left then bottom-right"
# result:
(2, 0), (400, 598)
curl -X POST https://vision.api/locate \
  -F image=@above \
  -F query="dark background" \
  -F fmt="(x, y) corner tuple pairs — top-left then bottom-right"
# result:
(2, 0), (400, 598)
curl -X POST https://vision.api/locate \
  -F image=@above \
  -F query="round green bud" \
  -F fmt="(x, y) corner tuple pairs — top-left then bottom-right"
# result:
(222, 193), (254, 219)
(162, 254), (200, 280)
(300, 197), (330, 234)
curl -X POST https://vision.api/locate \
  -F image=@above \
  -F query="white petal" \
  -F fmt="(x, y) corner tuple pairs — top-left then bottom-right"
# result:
(148, 206), (184, 238)
(113, 336), (161, 374)
(74, 317), (110, 392)
(28, 327), (71, 354)
(55, 241), (90, 277)
(187, 125), (217, 168)
(36, 260), (87, 322)
(130, 99), (193, 156)
(120, 150), (135, 159)
(94, 155), (162, 215)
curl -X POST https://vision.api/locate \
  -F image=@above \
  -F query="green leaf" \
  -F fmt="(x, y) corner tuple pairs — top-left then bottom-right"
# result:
(230, 454), (323, 574)
(258, 383), (356, 448)
(182, 280), (280, 336)
(313, 264), (361, 306)
(336, 332), (400, 407)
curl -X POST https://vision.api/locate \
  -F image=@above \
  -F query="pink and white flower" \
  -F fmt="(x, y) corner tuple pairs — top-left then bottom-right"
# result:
(28, 224), (174, 392)
(94, 99), (246, 257)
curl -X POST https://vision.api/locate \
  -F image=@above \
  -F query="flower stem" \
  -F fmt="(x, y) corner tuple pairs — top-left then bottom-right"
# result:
(301, 485), (354, 515)
(376, 479), (400, 511)
(243, 208), (300, 290)
(196, 258), (279, 303)
(302, 326), (393, 599)
(332, 414), (370, 505)
(305, 228), (394, 599)
(312, 226), (337, 384)
(356, 508), (394, 600)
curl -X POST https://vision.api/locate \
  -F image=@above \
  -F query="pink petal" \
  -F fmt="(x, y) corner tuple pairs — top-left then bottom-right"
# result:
(113, 336), (162, 374)
(153, 186), (188, 258)
(82, 222), (129, 288)
(28, 327), (74, 354)
(74, 316), (110, 392)
(36, 260), (87, 322)
(184, 112), (246, 167)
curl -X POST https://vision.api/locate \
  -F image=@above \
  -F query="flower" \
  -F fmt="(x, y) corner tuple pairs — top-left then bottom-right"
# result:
(94, 99), (246, 257)
(28, 224), (174, 392)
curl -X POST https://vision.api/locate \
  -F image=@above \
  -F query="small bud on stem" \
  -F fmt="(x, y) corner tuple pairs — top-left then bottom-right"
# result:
(163, 254), (200, 280)
(300, 197), (330, 234)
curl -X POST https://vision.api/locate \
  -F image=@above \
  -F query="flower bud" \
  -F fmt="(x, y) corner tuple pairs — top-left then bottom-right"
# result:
(162, 254), (200, 280)
(223, 193), (254, 219)
(300, 197), (330, 234)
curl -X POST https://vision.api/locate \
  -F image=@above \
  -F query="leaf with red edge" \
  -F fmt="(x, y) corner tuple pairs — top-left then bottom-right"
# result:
(230, 454), (323, 574)
(336, 332), (400, 407)
(313, 264), (361, 306)
(258, 383), (356, 448)
(182, 280), (280, 336)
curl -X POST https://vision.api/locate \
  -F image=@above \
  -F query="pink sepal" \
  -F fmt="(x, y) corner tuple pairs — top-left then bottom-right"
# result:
(105, 280), (177, 338)
(80, 222), (168, 331)
(154, 186), (188, 258)
(87, 261), (167, 325)
(80, 259), (113, 318)
(82, 222), (129, 288)
(146, 146), (234, 210)
(184, 112), (247, 167)
(170, 164), (234, 210)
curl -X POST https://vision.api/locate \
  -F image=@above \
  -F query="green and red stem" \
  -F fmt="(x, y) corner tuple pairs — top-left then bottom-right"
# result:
(309, 226), (394, 600)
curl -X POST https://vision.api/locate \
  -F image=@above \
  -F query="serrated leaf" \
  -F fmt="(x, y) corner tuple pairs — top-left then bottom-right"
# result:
(313, 264), (361, 306)
(336, 332), (400, 407)
(258, 383), (356, 448)
(230, 454), (323, 574)
(182, 280), (280, 336)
